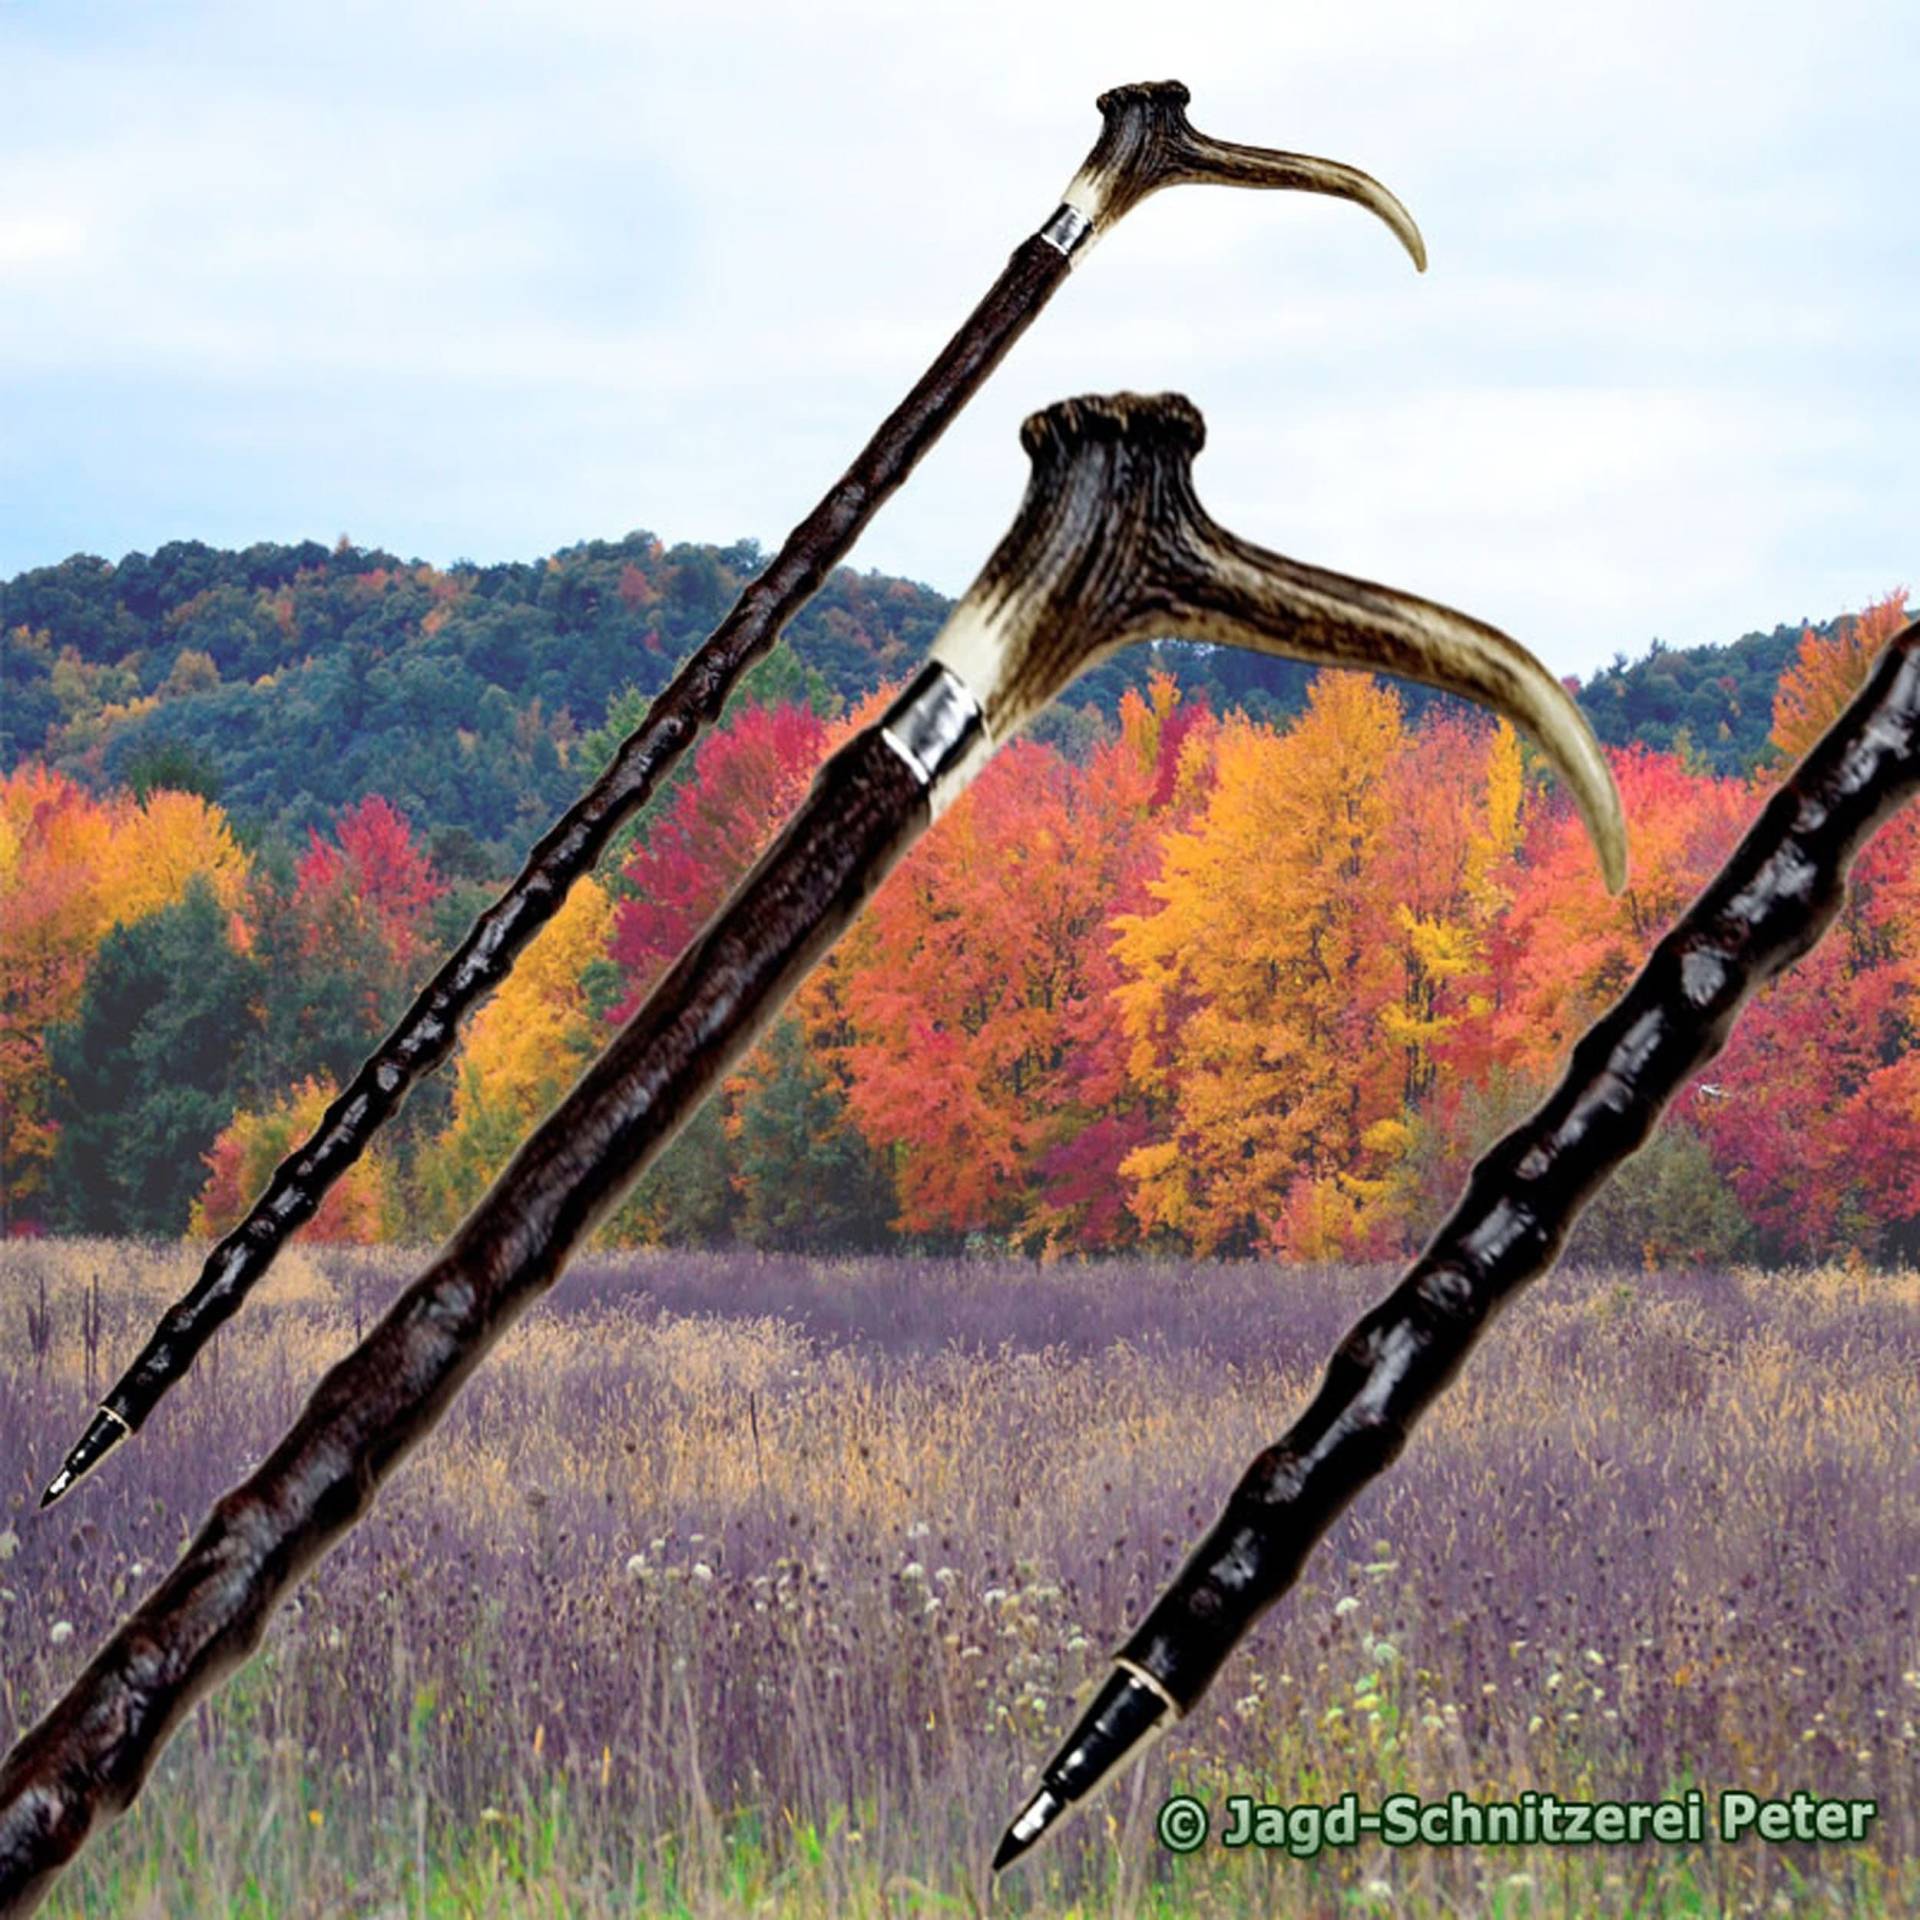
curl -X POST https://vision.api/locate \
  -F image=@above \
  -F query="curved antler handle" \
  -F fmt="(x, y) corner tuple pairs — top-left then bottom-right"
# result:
(1057, 81), (1426, 269)
(929, 393), (1627, 890)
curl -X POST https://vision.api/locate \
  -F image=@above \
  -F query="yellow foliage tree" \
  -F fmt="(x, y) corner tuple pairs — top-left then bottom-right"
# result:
(1113, 673), (1407, 1256)
(413, 877), (614, 1233)
(1470, 719), (1527, 905)
(1, 766), (252, 1221)
(96, 788), (250, 934)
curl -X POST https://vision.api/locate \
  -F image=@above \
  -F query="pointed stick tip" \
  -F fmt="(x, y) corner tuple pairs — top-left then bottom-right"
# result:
(992, 1784), (1066, 1872)
(39, 1407), (131, 1509)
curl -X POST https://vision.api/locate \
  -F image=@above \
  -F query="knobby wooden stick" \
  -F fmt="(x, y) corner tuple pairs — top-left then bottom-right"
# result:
(44, 81), (1432, 1510)
(0, 391), (1620, 1916)
(996, 617), (1920, 1868)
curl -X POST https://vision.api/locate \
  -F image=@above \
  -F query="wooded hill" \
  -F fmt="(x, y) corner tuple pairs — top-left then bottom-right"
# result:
(0, 532), (1890, 875)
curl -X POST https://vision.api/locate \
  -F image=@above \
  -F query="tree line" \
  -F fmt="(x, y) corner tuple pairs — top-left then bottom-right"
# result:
(5, 537), (1881, 876)
(3, 592), (1911, 1266)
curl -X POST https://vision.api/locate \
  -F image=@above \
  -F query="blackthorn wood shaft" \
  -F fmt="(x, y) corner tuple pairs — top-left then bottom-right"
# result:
(997, 619), (1920, 1868)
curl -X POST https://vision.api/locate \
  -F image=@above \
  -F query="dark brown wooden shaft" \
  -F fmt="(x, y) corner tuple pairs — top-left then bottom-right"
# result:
(1117, 621), (1920, 1709)
(0, 729), (929, 1917)
(6, 382), (1629, 1902)
(45, 233), (1069, 1499)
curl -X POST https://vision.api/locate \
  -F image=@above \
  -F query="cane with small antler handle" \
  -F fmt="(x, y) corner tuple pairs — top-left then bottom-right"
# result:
(42, 81), (1431, 1511)
(0, 392), (1620, 1915)
(994, 615), (1920, 1869)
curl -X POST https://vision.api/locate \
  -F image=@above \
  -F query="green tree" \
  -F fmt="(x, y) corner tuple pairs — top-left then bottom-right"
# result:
(121, 737), (223, 804)
(1563, 1119), (1756, 1270)
(599, 1101), (740, 1248)
(48, 875), (262, 1233)
(730, 1016), (895, 1251)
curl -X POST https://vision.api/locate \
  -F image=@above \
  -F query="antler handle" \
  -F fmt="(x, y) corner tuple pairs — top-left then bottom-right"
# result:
(928, 392), (1625, 888)
(1062, 81), (1425, 268)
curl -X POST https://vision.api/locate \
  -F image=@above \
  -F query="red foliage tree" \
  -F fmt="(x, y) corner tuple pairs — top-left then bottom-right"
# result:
(1691, 596), (1920, 1256)
(294, 795), (445, 975)
(607, 702), (830, 1012)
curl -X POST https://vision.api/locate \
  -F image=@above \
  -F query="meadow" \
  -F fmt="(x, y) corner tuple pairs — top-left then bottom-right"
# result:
(2, 1240), (1916, 1919)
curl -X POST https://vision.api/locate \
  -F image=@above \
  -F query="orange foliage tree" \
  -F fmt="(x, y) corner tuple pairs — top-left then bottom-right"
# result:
(1112, 673), (1413, 1259)
(1489, 747), (1755, 1076)
(0, 770), (100, 1221)
(824, 674), (1201, 1246)
(1769, 588), (1910, 761)
(1, 767), (250, 1224)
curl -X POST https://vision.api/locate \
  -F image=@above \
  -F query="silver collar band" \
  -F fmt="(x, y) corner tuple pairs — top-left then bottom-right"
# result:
(878, 661), (990, 816)
(1037, 202), (1096, 262)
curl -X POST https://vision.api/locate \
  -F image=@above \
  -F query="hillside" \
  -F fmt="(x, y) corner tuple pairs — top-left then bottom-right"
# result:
(0, 531), (1888, 866)
(1575, 624), (1811, 774)
(1, 535), (943, 867)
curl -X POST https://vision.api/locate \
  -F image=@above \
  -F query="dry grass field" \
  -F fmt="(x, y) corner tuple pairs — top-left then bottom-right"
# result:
(3, 1240), (1917, 1917)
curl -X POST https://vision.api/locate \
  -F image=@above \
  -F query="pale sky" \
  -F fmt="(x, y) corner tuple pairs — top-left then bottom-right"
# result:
(1, 0), (1913, 678)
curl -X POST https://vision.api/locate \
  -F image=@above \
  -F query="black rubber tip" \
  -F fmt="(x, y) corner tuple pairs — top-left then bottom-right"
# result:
(40, 1409), (129, 1507)
(993, 1784), (1065, 1871)
(991, 1667), (1170, 1871)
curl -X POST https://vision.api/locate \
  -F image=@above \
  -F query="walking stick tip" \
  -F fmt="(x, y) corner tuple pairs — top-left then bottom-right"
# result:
(992, 1665), (1171, 1870)
(40, 1408), (129, 1508)
(992, 1784), (1066, 1871)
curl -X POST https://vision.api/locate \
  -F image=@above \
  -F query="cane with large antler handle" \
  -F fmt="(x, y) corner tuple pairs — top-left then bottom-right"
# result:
(42, 82), (1430, 1511)
(0, 393), (1619, 1915)
(995, 617), (1920, 1869)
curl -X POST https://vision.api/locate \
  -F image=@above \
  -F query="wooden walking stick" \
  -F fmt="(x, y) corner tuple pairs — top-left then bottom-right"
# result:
(42, 81), (1430, 1510)
(994, 614), (1920, 1870)
(0, 391), (1621, 1915)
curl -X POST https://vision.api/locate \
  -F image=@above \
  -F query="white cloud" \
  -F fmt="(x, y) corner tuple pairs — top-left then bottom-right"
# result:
(0, 213), (89, 271)
(0, 0), (1913, 677)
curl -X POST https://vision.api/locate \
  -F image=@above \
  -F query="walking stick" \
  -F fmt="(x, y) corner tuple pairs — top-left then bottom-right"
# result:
(42, 82), (1428, 1510)
(0, 391), (1620, 1915)
(994, 614), (1920, 1869)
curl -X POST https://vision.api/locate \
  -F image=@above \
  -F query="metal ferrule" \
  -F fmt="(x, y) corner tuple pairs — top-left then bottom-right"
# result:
(1114, 1656), (1184, 1717)
(879, 661), (990, 818)
(1037, 202), (1095, 262)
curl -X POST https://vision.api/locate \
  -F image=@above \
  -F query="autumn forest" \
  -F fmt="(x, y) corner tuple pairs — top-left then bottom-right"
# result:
(2, 537), (1914, 1268)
